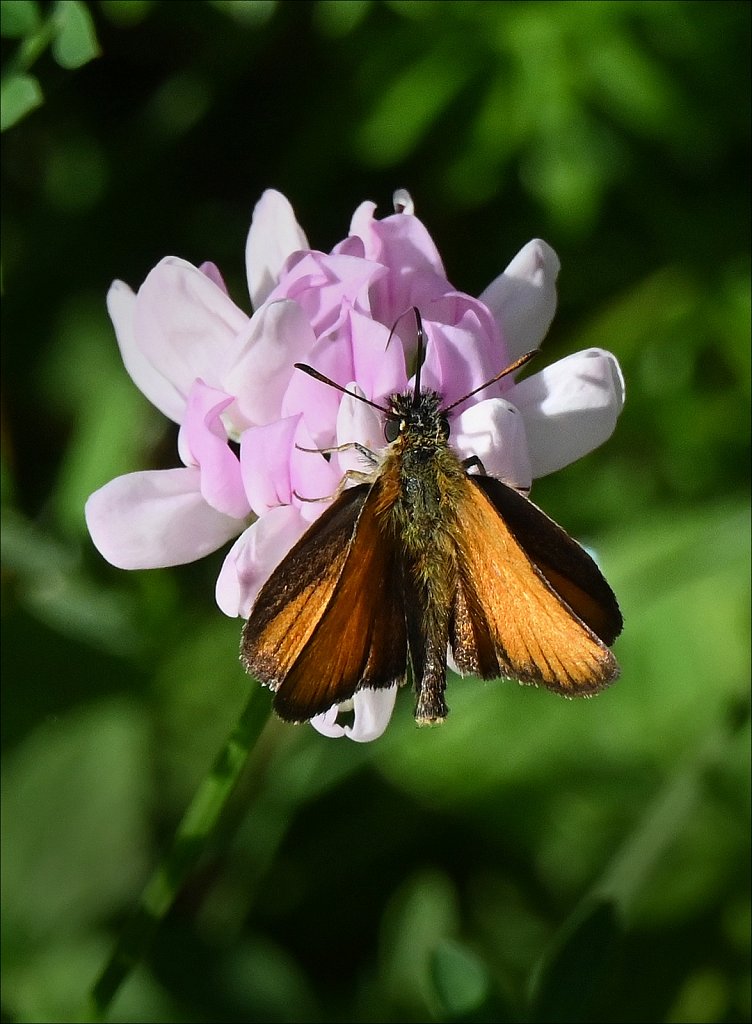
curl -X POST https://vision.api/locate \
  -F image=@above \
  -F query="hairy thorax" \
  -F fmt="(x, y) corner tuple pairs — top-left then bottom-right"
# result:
(373, 391), (467, 606)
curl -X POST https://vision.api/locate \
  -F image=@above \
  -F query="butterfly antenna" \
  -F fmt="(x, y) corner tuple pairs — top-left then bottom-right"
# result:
(412, 307), (424, 406)
(294, 364), (389, 414)
(442, 349), (538, 414)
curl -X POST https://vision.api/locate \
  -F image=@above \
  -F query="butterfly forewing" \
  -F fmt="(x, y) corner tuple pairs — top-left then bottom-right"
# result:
(243, 481), (408, 723)
(472, 475), (623, 645)
(450, 476), (619, 693)
(241, 485), (369, 690)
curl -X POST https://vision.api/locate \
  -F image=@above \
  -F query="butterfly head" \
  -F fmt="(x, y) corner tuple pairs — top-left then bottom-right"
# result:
(385, 389), (449, 445)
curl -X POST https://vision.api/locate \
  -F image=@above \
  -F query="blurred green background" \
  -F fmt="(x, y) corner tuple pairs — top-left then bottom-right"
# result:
(2, 1), (750, 1021)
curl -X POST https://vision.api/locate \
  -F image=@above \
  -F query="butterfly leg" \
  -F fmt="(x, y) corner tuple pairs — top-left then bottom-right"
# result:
(462, 456), (530, 496)
(461, 455), (487, 475)
(296, 441), (379, 465)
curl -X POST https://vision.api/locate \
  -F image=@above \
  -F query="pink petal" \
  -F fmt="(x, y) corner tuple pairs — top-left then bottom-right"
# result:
(268, 250), (384, 336)
(215, 504), (308, 618)
(480, 239), (560, 359)
(348, 204), (454, 328)
(133, 257), (249, 404)
(348, 201), (446, 279)
(240, 415), (301, 516)
(348, 307), (408, 404)
(223, 300), (317, 429)
(179, 380), (250, 519)
(198, 261), (229, 294)
(332, 233), (367, 259)
(107, 281), (186, 423)
(453, 398), (532, 491)
(246, 190), (309, 310)
(347, 201), (378, 243)
(417, 303), (503, 410)
(85, 467), (243, 570)
(511, 348), (625, 478)
(282, 338), (355, 449)
(371, 265), (451, 334)
(241, 415), (340, 521)
(310, 686), (398, 742)
(289, 422), (341, 522)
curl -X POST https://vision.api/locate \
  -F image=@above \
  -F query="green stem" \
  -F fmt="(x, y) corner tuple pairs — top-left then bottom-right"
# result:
(84, 688), (271, 1021)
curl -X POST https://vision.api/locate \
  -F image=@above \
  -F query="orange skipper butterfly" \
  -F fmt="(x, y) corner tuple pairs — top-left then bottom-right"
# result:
(241, 310), (622, 725)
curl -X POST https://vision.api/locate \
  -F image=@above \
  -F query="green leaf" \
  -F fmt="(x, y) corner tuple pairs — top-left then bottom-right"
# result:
(0, 0), (41, 37)
(0, 72), (43, 130)
(51, 0), (100, 69)
(430, 938), (491, 1017)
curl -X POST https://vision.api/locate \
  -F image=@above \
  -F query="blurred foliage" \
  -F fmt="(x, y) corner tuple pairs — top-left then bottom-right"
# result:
(0, 0), (100, 130)
(1, 1), (750, 1022)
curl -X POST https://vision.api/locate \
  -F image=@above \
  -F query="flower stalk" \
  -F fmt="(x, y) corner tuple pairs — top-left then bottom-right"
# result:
(85, 689), (270, 1020)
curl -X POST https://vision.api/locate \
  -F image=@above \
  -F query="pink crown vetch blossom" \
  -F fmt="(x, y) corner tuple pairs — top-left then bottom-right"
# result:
(85, 188), (625, 743)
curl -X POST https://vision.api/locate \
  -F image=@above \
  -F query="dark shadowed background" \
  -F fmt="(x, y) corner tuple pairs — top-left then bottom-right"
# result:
(2, 2), (750, 1021)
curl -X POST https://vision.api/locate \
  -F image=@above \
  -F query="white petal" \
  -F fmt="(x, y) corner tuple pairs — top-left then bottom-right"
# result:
(392, 188), (415, 214)
(246, 190), (310, 310)
(480, 239), (560, 359)
(308, 704), (344, 738)
(309, 686), (398, 742)
(134, 257), (249, 405)
(215, 504), (307, 618)
(345, 687), (399, 742)
(85, 468), (243, 570)
(453, 398), (532, 491)
(334, 386), (383, 478)
(107, 281), (186, 423)
(224, 299), (316, 429)
(511, 348), (625, 478)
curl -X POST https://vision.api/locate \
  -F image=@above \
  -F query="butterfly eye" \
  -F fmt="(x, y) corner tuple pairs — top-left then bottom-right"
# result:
(384, 417), (401, 443)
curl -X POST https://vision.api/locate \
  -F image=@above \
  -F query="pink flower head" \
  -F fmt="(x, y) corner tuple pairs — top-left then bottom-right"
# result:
(86, 189), (624, 742)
